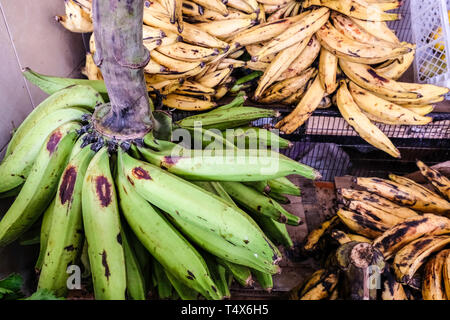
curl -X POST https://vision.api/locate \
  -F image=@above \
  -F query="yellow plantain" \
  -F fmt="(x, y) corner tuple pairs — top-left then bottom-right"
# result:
(422, 250), (449, 300)
(349, 17), (400, 44)
(163, 94), (216, 111)
(336, 208), (388, 239)
(275, 76), (325, 134)
(303, 215), (340, 252)
(318, 47), (338, 94)
(156, 42), (220, 62)
(344, 199), (404, 228)
(393, 235), (450, 284)
(376, 44), (416, 80)
(336, 80), (400, 158)
(417, 160), (450, 201)
(373, 214), (450, 259)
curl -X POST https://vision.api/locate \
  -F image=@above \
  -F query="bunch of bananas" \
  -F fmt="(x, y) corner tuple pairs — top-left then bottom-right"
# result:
(293, 160), (450, 300)
(56, 0), (450, 159)
(0, 78), (323, 299)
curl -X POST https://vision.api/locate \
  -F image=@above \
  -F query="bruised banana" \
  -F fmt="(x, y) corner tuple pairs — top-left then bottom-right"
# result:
(349, 16), (400, 44)
(339, 188), (417, 219)
(393, 235), (450, 284)
(116, 167), (221, 300)
(422, 250), (449, 300)
(388, 173), (445, 200)
(176, 80), (215, 96)
(157, 42), (221, 62)
(343, 199), (404, 228)
(336, 209), (387, 239)
(373, 214), (450, 259)
(416, 160), (450, 201)
(0, 122), (80, 247)
(382, 270), (408, 300)
(336, 80), (400, 158)
(348, 82), (432, 125)
(82, 148), (126, 300)
(38, 146), (95, 296)
(355, 177), (450, 214)
(120, 152), (282, 274)
(299, 271), (338, 300)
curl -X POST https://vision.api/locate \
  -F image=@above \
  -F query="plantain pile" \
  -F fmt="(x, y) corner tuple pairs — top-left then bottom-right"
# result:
(0, 76), (322, 299)
(294, 160), (450, 300)
(55, 0), (449, 159)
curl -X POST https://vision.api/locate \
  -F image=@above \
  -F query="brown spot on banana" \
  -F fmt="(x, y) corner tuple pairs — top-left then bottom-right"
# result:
(46, 130), (63, 154)
(102, 250), (111, 280)
(95, 176), (112, 207)
(131, 167), (152, 180)
(59, 166), (78, 205)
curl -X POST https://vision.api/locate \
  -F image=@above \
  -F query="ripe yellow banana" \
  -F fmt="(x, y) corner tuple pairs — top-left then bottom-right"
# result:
(339, 188), (418, 219)
(300, 272), (338, 300)
(255, 38), (310, 99)
(163, 94), (216, 111)
(254, 7), (330, 60)
(336, 80), (400, 158)
(259, 68), (316, 104)
(144, 59), (169, 74)
(344, 199), (404, 228)
(422, 250), (449, 300)
(303, 215), (340, 252)
(304, 0), (400, 21)
(275, 75), (325, 134)
(331, 12), (398, 49)
(417, 160), (450, 201)
(196, 18), (257, 40)
(317, 22), (411, 64)
(382, 270), (408, 300)
(348, 82), (433, 125)
(245, 43), (276, 63)
(393, 235), (450, 284)
(197, 67), (233, 88)
(339, 60), (422, 100)
(176, 80), (216, 96)
(356, 177), (450, 215)
(444, 250), (450, 298)
(376, 44), (416, 80)
(56, 0), (93, 33)
(349, 16), (400, 44)
(404, 105), (434, 116)
(277, 35), (321, 81)
(318, 48), (338, 94)
(150, 50), (202, 73)
(157, 42), (220, 62)
(227, 0), (255, 13)
(388, 173), (446, 201)
(190, 0), (229, 15)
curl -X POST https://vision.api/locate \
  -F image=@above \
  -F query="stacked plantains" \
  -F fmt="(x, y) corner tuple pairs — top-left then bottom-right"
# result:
(295, 160), (450, 300)
(56, 0), (450, 159)
(0, 84), (320, 299)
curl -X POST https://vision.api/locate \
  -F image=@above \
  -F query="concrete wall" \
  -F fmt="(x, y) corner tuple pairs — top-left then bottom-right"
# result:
(0, 0), (85, 290)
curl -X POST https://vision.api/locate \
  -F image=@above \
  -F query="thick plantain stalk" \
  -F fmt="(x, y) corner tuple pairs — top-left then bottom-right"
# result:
(91, 0), (154, 139)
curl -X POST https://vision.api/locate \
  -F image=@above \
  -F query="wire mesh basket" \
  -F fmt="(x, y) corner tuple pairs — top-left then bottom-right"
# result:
(410, 0), (450, 93)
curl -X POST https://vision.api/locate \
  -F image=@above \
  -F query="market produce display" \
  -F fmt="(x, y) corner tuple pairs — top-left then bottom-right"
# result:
(55, 0), (450, 159)
(295, 160), (450, 300)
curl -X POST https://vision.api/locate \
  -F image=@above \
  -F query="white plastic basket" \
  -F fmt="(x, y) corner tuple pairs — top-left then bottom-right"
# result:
(409, 0), (450, 94)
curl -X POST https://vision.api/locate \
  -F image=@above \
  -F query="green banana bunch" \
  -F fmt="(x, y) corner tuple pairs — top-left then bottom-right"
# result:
(4, 85), (103, 160)
(223, 126), (292, 149)
(267, 177), (301, 196)
(38, 146), (95, 296)
(153, 259), (174, 299)
(35, 200), (55, 272)
(116, 155), (222, 300)
(218, 258), (254, 287)
(82, 147), (126, 300)
(121, 223), (147, 300)
(251, 214), (294, 249)
(138, 143), (319, 182)
(165, 270), (199, 300)
(0, 122), (80, 247)
(221, 181), (301, 225)
(0, 108), (87, 193)
(252, 269), (273, 292)
(23, 67), (108, 101)
(120, 151), (281, 274)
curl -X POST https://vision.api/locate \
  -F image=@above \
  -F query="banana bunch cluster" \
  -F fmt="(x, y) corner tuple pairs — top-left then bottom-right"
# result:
(0, 82), (322, 299)
(294, 160), (450, 300)
(58, 0), (450, 159)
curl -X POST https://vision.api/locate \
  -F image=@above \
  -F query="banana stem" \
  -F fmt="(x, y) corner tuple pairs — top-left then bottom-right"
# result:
(91, 0), (154, 140)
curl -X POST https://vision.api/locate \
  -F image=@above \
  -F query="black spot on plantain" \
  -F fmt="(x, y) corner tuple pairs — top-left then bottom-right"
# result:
(132, 167), (151, 180)
(244, 239), (249, 244)
(163, 156), (182, 167)
(102, 250), (110, 280)
(59, 166), (77, 205)
(95, 176), (112, 207)
(127, 175), (135, 186)
(117, 233), (122, 245)
(46, 130), (63, 154)
(367, 69), (389, 83)
(211, 285), (217, 292)
(64, 245), (75, 251)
